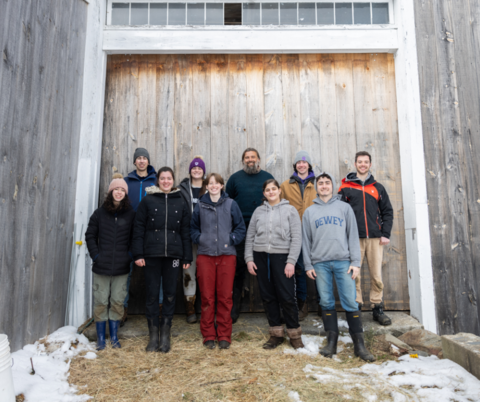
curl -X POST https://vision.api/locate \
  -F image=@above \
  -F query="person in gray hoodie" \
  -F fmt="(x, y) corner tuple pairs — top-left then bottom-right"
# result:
(245, 179), (304, 350)
(302, 172), (375, 362)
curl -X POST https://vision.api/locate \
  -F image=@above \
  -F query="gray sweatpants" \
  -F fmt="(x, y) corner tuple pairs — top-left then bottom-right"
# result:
(93, 273), (128, 322)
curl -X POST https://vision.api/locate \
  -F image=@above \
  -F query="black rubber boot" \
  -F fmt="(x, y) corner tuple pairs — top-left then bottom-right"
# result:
(159, 316), (172, 353)
(95, 321), (106, 351)
(372, 302), (392, 326)
(231, 287), (242, 324)
(108, 320), (121, 348)
(145, 319), (159, 352)
(346, 311), (375, 362)
(320, 310), (339, 358)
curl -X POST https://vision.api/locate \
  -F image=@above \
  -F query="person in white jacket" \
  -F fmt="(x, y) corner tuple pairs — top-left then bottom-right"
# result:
(245, 179), (304, 350)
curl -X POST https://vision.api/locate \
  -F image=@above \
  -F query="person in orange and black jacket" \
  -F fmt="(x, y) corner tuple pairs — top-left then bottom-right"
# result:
(338, 151), (394, 326)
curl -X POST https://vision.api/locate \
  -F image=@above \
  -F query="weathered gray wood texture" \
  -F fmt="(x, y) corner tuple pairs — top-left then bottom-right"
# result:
(101, 54), (408, 314)
(415, 0), (480, 335)
(0, 0), (88, 350)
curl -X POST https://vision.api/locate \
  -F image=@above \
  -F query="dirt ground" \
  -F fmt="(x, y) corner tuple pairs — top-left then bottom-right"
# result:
(68, 329), (398, 402)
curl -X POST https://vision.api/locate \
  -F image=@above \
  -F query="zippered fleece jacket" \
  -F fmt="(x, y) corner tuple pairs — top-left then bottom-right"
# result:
(190, 192), (246, 256)
(131, 186), (193, 265)
(302, 173), (361, 271)
(124, 165), (157, 211)
(245, 199), (302, 265)
(338, 172), (393, 239)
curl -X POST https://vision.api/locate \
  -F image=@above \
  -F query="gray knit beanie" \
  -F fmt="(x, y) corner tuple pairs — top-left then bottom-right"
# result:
(293, 150), (312, 167)
(133, 147), (150, 164)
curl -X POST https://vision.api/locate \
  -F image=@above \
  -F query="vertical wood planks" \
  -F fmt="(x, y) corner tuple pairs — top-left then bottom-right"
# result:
(101, 53), (409, 314)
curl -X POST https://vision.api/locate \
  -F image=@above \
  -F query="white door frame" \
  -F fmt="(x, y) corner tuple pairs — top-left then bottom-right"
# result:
(71, 0), (437, 332)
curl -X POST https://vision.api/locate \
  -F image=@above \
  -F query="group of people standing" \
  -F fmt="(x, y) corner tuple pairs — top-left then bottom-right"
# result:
(85, 146), (394, 362)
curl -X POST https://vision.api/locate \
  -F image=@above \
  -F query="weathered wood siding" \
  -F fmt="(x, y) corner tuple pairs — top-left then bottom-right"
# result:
(101, 54), (408, 314)
(415, 0), (480, 335)
(0, 0), (88, 350)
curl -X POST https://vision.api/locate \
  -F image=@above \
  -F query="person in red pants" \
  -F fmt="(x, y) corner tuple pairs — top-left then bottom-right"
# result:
(191, 173), (246, 349)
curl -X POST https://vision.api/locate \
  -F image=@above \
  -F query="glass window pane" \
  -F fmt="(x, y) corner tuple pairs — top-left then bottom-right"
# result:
(131, 3), (148, 25)
(317, 3), (334, 24)
(299, 3), (315, 25)
(206, 3), (223, 25)
(169, 3), (186, 25)
(372, 3), (389, 24)
(280, 3), (297, 25)
(243, 3), (260, 25)
(335, 3), (352, 24)
(262, 3), (279, 25)
(354, 3), (370, 24)
(150, 3), (167, 25)
(187, 3), (205, 25)
(112, 3), (129, 25)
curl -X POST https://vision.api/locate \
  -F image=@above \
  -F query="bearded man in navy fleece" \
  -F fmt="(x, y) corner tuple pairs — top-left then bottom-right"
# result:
(225, 148), (274, 323)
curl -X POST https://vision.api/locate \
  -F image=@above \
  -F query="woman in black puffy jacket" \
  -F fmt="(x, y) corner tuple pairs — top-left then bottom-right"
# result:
(85, 173), (136, 351)
(131, 166), (193, 353)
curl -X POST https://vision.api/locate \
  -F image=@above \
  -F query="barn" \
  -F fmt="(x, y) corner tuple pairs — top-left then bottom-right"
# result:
(0, 0), (479, 352)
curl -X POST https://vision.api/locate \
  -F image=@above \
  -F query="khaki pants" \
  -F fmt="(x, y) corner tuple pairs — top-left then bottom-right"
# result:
(355, 238), (384, 306)
(93, 273), (128, 322)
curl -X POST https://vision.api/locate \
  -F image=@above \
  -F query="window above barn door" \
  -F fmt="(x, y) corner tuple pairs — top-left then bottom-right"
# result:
(107, 0), (394, 26)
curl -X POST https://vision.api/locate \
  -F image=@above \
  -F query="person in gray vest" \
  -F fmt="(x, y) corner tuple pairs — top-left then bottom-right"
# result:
(190, 173), (246, 349)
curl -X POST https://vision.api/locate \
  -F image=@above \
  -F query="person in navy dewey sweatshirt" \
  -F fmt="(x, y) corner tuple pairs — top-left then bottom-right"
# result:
(225, 148), (274, 323)
(122, 147), (157, 325)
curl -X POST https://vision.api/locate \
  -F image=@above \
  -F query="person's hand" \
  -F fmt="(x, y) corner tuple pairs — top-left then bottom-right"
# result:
(380, 237), (390, 246)
(285, 263), (295, 278)
(135, 259), (145, 267)
(247, 261), (257, 276)
(306, 269), (316, 280)
(347, 266), (360, 280)
(183, 264), (191, 270)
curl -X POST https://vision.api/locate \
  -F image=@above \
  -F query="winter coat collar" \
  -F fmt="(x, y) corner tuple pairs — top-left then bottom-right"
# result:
(290, 171), (315, 185)
(146, 186), (181, 195)
(127, 165), (156, 181)
(200, 191), (228, 206)
(345, 171), (375, 186)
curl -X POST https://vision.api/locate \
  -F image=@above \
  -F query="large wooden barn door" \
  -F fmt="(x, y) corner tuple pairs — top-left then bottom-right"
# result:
(101, 54), (408, 313)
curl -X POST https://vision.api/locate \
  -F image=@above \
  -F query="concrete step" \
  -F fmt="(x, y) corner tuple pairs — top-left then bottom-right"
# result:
(442, 333), (480, 380)
(83, 311), (422, 341)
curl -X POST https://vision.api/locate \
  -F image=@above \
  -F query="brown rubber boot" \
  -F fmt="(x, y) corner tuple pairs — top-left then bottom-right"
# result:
(287, 327), (304, 349)
(263, 326), (284, 349)
(185, 296), (197, 324)
(298, 299), (308, 321)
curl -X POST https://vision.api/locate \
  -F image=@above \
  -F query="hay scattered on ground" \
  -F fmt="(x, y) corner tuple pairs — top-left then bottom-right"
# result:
(69, 329), (397, 402)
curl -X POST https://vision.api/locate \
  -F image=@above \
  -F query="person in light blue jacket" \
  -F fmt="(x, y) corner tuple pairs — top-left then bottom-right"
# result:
(302, 172), (375, 362)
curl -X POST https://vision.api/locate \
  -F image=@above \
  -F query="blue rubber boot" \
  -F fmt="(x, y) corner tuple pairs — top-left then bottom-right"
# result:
(109, 320), (121, 348)
(96, 321), (106, 351)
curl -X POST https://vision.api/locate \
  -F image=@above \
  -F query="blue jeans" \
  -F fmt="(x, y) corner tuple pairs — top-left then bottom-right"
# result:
(125, 261), (163, 307)
(295, 251), (307, 302)
(313, 260), (358, 312)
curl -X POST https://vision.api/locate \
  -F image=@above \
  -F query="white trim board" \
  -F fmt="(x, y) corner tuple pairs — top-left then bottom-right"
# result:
(103, 26), (398, 53)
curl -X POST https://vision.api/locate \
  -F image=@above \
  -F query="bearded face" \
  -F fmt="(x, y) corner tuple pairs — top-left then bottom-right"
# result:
(243, 159), (261, 174)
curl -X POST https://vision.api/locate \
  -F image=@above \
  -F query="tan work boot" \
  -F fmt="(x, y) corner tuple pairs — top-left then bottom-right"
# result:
(298, 299), (309, 321)
(185, 296), (197, 324)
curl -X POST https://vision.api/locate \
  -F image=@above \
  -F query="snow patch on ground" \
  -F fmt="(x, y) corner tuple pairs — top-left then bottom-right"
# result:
(11, 326), (95, 402)
(284, 335), (352, 358)
(304, 354), (480, 401)
(288, 390), (303, 402)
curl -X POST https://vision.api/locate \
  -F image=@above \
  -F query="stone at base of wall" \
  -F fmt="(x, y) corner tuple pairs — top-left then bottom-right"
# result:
(442, 333), (480, 381)
(398, 328), (443, 357)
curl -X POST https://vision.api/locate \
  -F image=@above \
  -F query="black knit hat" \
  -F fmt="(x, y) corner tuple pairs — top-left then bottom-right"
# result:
(133, 147), (150, 164)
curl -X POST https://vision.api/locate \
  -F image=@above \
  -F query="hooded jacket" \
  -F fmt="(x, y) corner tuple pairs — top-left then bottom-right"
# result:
(302, 172), (361, 271)
(280, 172), (317, 221)
(338, 172), (394, 239)
(85, 204), (136, 276)
(131, 186), (193, 264)
(179, 177), (206, 213)
(124, 165), (157, 211)
(245, 199), (302, 265)
(190, 192), (246, 257)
